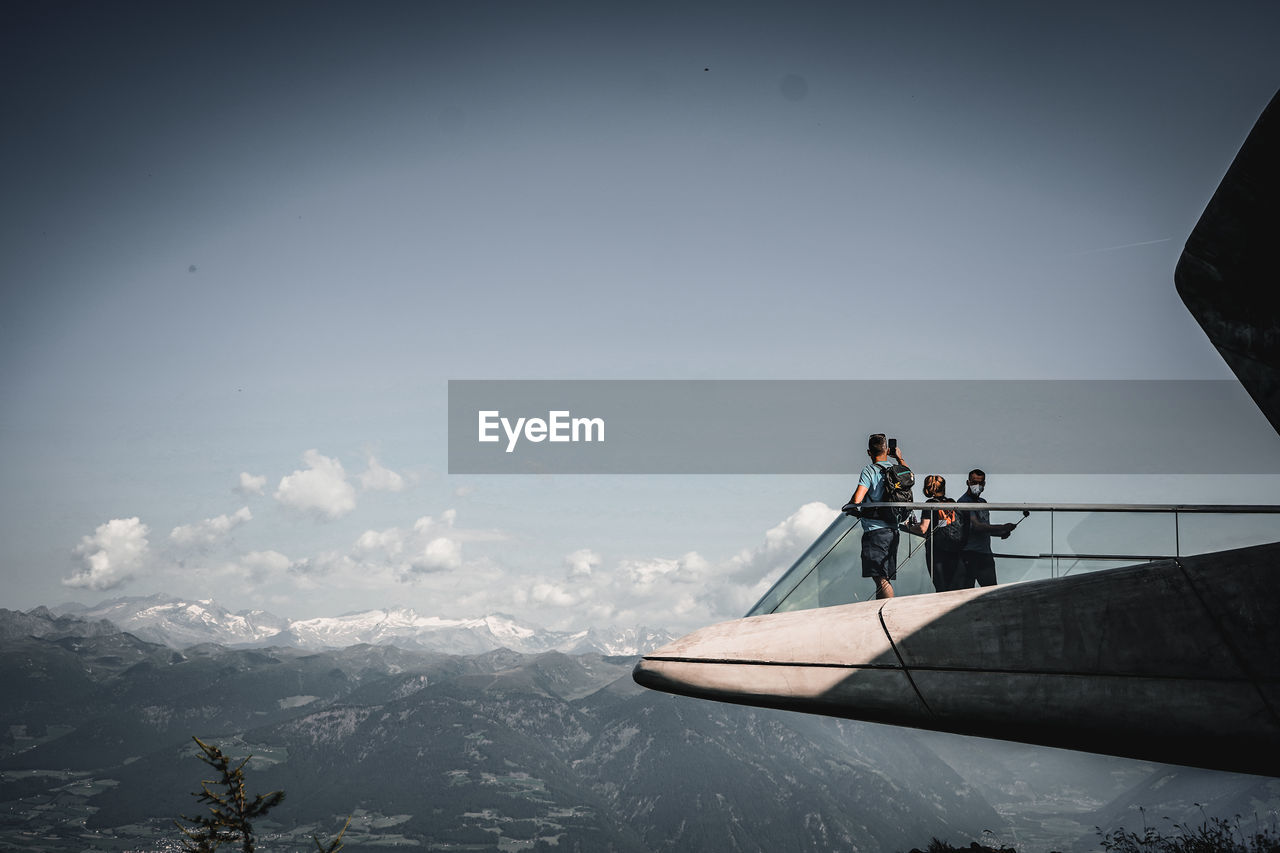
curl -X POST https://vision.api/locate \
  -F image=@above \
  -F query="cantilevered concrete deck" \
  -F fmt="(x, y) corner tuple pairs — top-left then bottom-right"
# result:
(634, 541), (1280, 775)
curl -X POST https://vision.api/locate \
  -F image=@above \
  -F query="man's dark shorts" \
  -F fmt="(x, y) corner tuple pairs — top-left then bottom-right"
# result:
(861, 526), (899, 580)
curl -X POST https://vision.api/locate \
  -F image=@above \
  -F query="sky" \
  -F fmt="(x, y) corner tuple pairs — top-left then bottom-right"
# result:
(2, 1), (1279, 634)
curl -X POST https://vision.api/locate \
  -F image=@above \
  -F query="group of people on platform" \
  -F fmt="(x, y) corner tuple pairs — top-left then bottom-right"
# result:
(846, 433), (1018, 600)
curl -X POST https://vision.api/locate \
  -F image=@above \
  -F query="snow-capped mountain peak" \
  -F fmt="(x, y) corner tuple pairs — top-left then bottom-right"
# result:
(51, 595), (673, 656)
(54, 595), (288, 647)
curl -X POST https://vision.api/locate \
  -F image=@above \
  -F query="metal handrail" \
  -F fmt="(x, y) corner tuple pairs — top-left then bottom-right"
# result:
(993, 552), (1174, 562)
(852, 502), (1280, 513)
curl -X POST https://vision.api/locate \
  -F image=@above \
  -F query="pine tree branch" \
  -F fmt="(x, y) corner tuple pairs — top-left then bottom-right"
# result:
(313, 815), (352, 853)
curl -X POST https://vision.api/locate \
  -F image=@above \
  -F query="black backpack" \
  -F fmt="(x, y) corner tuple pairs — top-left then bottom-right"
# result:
(928, 499), (964, 550)
(875, 461), (915, 524)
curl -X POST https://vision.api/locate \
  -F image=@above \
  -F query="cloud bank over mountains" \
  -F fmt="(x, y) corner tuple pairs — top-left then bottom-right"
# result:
(56, 447), (833, 632)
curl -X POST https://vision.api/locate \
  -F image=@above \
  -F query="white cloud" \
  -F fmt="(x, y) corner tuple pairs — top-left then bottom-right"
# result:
(239, 549), (296, 579)
(413, 509), (456, 533)
(293, 550), (351, 577)
(64, 517), (150, 590)
(295, 541), (502, 597)
(235, 472), (267, 496)
(621, 551), (708, 590)
(206, 549), (299, 584)
(170, 507), (252, 547)
(353, 527), (405, 557)
(323, 510), (498, 588)
(413, 537), (462, 573)
(756, 502), (837, 564)
(564, 548), (600, 580)
(358, 456), (405, 492)
(531, 581), (580, 607)
(410, 510), (506, 544)
(274, 450), (356, 519)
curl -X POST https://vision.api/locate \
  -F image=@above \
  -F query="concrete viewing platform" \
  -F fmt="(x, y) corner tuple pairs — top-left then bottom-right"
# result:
(635, 540), (1280, 776)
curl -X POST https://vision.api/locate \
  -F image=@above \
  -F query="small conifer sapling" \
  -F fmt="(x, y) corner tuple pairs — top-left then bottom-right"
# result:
(175, 736), (285, 853)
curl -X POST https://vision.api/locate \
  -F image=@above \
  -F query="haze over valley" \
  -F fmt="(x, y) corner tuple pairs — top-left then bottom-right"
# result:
(3, 603), (1277, 853)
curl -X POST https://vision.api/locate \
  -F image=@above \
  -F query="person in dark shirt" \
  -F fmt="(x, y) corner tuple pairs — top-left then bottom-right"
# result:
(955, 468), (1015, 588)
(906, 475), (963, 592)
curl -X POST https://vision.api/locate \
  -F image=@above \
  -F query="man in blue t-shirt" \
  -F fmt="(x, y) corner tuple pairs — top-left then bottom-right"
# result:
(846, 433), (906, 600)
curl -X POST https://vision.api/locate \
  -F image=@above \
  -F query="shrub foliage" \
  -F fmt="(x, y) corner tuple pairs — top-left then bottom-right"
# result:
(1097, 809), (1280, 853)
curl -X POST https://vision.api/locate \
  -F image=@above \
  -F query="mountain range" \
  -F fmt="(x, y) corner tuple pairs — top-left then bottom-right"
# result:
(48, 594), (673, 656)
(3, 605), (1277, 853)
(1, 607), (1001, 853)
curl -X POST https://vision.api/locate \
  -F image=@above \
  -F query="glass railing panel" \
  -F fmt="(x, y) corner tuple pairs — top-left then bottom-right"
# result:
(772, 566), (821, 613)
(992, 555), (1055, 584)
(1051, 510), (1177, 562)
(808, 529), (934, 604)
(1175, 512), (1280, 556)
(892, 535), (935, 597)
(989, 507), (1051, 556)
(814, 521), (870, 607)
(747, 514), (859, 616)
(1050, 557), (1148, 578)
(985, 507), (1052, 584)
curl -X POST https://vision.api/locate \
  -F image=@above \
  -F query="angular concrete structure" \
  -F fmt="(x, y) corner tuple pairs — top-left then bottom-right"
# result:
(1177, 89), (1280, 435)
(635, 543), (1280, 775)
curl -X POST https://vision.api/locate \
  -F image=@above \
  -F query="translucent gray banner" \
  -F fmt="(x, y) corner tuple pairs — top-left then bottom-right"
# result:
(447, 380), (1280, 474)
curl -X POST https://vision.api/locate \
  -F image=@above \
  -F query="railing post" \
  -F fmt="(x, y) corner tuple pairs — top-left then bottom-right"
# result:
(928, 517), (934, 588)
(1050, 509), (1056, 579)
(1175, 509), (1181, 558)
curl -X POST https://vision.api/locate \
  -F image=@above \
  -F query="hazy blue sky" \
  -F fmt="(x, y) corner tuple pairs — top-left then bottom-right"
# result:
(2, 1), (1278, 631)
